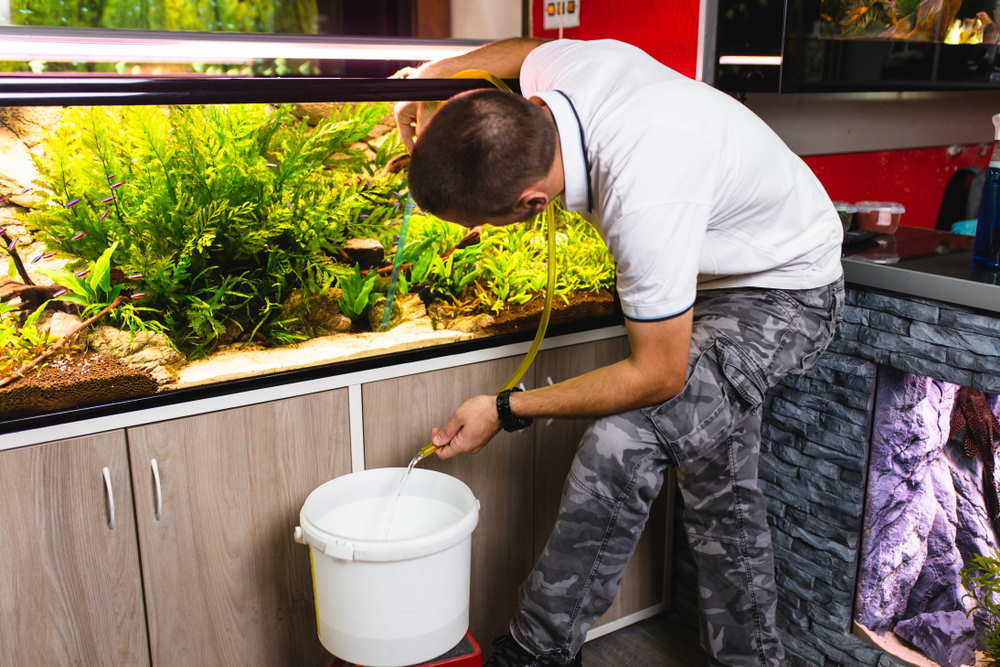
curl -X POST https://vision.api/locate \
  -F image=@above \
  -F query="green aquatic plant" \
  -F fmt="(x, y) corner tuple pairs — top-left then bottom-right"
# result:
(336, 265), (379, 324)
(38, 241), (163, 335)
(27, 102), (403, 356)
(961, 552), (1000, 664)
(407, 206), (615, 316)
(0, 302), (61, 376)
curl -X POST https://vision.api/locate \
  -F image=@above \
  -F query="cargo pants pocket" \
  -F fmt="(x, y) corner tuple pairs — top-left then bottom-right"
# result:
(643, 335), (767, 467)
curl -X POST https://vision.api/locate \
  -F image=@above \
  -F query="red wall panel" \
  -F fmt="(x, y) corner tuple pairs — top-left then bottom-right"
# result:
(803, 145), (990, 230)
(531, 0), (699, 77)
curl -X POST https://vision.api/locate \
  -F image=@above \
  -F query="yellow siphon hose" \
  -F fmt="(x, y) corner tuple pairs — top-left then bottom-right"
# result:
(414, 70), (558, 463)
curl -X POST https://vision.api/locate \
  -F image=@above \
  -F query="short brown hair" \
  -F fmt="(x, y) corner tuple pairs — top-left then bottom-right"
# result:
(408, 89), (556, 220)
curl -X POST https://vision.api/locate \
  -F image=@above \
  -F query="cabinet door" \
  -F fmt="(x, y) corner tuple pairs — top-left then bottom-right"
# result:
(362, 357), (535, 646)
(127, 391), (351, 667)
(534, 338), (671, 629)
(0, 432), (148, 667)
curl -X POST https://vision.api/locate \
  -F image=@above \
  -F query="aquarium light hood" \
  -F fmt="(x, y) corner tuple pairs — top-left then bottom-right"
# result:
(0, 27), (484, 64)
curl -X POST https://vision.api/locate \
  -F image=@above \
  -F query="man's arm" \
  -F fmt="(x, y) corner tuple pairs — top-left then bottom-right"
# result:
(394, 38), (548, 150)
(429, 310), (693, 459)
(416, 37), (547, 79)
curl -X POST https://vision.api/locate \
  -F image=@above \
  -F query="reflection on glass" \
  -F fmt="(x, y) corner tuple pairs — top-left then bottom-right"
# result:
(7, 0), (318, 33)
(817, 0), (998, 44)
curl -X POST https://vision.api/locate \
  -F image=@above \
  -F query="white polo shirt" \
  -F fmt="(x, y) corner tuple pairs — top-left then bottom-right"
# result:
(520, 39), (844, 321)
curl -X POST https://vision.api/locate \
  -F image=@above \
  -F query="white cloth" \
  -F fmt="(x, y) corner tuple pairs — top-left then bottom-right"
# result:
(520, 39), (844, 321)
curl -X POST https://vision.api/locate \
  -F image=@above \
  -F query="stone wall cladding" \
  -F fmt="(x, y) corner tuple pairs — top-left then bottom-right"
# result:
(671, 287), (1000, 666)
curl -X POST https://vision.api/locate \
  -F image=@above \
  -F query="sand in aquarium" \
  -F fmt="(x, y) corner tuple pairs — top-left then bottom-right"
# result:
(316, 496), (462, 541)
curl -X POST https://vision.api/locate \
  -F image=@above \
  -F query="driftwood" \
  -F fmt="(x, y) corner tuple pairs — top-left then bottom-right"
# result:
(1, 230), (32, 286)
(0, 295), (125, 389)
(0, 280), (66, 309)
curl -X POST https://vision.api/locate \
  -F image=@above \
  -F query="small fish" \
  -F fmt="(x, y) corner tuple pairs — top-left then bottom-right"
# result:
(51, 288), (69, 298)
(100, 195), (115, 203)
(0, 227), (5, 235)
(0, 198), (7, 205)
(359, 214), (369, 219)
(19, 187), (31, 194)
(74, 269), (91, 278)
(31, 252), (55, 264)
(393, 234), (400, 241)
(106, 174), (116, 180)
(64, 198), (81, 208)
(71, 231), (87, 241)
(109, 181), (125, 189)
(265, 163), (278, 168)
(391, 191), (402, 196)
(126, 273), (144, 280)
(99, 210), (110, 221)
(6, 238), (17, 251)
(130, 292), (146, 300)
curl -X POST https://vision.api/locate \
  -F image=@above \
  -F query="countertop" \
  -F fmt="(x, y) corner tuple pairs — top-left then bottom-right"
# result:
(842, 227), (1000, 315)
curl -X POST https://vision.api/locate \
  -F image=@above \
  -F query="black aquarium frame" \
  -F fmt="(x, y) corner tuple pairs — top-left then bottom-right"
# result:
(0, 75), (521, 106)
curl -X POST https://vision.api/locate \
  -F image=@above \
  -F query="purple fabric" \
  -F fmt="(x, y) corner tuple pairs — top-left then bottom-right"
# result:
(894, 611), (976, 667)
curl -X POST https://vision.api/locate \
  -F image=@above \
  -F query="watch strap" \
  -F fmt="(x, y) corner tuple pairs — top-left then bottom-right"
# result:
(496, 388), (533, 432)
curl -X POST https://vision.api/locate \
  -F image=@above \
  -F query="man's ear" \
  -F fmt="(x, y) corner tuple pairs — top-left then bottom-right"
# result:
(516, 188), (550, 217)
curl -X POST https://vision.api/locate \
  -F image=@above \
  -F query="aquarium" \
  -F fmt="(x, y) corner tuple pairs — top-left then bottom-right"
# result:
(854, 366), (1000, 666)
(783, 0), (1000, 90)
(710, 0), (1000, 91)
(0, 81), (618, 428)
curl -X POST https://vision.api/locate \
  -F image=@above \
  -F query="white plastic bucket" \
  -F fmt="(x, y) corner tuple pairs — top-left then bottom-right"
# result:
(295, 467), (480, 667)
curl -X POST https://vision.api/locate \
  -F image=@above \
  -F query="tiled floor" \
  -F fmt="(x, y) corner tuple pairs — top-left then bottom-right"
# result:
(584, 613), (708, 667)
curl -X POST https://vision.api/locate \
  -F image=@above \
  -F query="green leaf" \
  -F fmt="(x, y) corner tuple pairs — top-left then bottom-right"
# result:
(90, 241), (119, 295)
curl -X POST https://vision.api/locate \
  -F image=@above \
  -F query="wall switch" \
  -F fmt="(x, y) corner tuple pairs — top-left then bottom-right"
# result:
(542, 0), (580, 30)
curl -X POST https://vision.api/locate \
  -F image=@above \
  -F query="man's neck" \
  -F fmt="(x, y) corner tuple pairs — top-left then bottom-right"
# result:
(539, 103), (566, 198)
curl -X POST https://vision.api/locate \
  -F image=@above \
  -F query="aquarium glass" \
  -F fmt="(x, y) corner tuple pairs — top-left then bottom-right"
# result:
(783, 0), (1000, 89)
(0, 101), (617, 424)
(854, 366), (1000, 665)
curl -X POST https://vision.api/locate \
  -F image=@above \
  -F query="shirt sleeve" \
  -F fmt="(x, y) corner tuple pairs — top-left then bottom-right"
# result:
(605, 202), (709, 321)
(519, 40), (584, 98)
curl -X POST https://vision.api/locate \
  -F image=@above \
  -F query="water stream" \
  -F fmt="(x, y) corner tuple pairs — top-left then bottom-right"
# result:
(382, 452), (422, 539)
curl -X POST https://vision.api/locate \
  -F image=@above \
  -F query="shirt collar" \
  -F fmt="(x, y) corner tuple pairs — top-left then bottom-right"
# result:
(533, 90), (591, 214)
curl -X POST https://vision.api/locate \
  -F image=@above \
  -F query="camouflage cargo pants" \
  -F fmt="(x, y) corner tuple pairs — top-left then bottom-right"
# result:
(510, 279), (845, 666)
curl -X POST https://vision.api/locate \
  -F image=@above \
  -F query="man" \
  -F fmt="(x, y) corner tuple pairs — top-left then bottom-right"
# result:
(395, 38), (844, 667)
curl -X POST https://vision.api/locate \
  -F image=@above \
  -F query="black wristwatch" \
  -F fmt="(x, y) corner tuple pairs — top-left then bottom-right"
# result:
(496, 388), (533, 432)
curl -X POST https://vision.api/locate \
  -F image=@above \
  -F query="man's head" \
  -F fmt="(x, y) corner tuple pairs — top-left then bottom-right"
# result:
(408, 89), (559, 227)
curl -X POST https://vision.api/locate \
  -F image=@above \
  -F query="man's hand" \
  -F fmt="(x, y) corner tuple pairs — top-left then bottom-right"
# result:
(430, 394), (501, 460)
(393, 100), (439, 153)
(391, 38), (547, 152)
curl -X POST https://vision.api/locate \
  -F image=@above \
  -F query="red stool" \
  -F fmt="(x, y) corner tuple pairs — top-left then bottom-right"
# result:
(330, 632), (482, 667)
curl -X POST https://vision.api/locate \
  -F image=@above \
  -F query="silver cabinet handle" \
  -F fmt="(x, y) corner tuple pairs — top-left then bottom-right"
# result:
(101, 466), (116, 530)
(151, 458), (163, 521)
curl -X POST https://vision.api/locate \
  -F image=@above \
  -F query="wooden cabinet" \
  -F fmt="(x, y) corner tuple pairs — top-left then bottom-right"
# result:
(0, 431), (148, 667)
(0, 335), (671, 665)
(126, 391), (351, 667)
(533, 338), (671, 630)
(362, 357), (536, 647)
